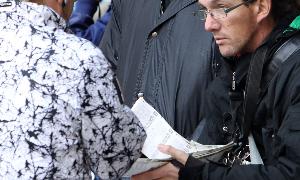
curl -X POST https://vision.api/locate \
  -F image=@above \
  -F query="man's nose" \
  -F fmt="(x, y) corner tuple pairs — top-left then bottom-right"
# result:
(204, 15), (221, 32)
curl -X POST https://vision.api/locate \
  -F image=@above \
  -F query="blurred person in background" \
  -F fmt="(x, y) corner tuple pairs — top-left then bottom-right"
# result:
(69, 0), (112, 46)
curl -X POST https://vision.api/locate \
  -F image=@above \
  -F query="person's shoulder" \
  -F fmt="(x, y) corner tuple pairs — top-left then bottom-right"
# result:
(114, 0), (142, 10)
(55, 30), (110, 67)
(62, 32), (103, 56)
(273, 36), (300, 81)
(278, 33), (300, 67)
(283, 48), (300, 68)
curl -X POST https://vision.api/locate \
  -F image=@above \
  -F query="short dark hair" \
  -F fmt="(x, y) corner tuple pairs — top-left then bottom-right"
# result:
(271, 0), (300, 21)
(243, 0), (300, 22)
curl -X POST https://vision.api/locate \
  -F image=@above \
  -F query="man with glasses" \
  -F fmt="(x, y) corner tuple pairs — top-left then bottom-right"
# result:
(136, 0), (300, 179)
(0, 0), (146, 179)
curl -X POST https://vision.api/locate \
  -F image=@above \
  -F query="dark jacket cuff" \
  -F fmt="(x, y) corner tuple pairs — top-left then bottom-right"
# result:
(185, 155), (206, 167)
(179, 156), (205, 180)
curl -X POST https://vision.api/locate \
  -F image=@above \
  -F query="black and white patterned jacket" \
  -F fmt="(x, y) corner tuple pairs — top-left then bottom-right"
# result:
(0, 1), (145, 179)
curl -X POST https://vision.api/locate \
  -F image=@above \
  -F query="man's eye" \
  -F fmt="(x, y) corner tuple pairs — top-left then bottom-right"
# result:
(216, 2), (231, 8)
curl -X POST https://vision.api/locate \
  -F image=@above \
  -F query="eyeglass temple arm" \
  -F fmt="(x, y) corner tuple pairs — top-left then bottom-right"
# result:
(224, 0), (252, 13)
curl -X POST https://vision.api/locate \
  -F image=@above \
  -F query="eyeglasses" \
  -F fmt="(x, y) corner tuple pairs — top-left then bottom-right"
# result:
(197, 0), (251, 20)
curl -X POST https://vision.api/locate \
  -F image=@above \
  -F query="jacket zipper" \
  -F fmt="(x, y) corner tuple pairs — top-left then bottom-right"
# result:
(232, 71), (236, 91)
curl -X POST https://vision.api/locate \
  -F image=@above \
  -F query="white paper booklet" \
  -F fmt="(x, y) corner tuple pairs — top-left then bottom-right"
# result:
(132, 97), (233, 159)
(126, 97), (233, 175)
(131, 97), (192, 160)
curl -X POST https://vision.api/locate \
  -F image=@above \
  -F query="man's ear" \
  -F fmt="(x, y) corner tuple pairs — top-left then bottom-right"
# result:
(254, 0), (272, 23)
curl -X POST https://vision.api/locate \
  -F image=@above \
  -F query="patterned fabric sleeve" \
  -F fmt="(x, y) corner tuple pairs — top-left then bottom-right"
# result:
(78, 43), (146, 179)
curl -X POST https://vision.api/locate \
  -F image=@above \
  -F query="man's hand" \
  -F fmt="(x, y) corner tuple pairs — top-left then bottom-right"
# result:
(158, 144), (189, 165)
(131, 145), (189, 180)
(131, 163), (179, 180)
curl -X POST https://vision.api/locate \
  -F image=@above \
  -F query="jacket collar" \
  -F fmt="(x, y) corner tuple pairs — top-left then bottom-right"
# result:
(149, 0), (196, 33)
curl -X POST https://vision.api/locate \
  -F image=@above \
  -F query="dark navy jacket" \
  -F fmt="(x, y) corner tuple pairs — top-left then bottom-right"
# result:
(100, 0), (214, 138)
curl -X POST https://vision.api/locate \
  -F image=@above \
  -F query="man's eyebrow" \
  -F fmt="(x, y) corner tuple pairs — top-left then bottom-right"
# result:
(199, 0), (225, 8)
(208, 0), (221, 4)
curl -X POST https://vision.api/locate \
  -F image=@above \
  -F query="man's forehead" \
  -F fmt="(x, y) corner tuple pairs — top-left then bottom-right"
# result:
(199, 0), (235, 7)
(200, 0), (221, 4)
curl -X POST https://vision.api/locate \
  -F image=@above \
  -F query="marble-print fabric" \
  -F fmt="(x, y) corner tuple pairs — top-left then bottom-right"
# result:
(0, 1), (146, 179)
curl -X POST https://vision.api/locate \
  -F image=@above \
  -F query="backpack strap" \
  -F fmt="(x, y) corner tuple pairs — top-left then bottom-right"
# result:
(242, 32), (300, 140)
(264, 33), (300, 87)
(241, 45), (269, 140)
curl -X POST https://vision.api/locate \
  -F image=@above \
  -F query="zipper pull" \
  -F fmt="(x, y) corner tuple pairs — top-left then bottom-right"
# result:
(232, 72), (236, 91)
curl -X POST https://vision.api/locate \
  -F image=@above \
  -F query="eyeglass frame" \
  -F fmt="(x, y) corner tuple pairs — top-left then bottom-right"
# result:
(198, 0), (252, 21)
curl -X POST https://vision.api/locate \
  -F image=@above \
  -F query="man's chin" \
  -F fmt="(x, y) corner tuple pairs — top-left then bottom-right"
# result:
(219, 47), (236, 58)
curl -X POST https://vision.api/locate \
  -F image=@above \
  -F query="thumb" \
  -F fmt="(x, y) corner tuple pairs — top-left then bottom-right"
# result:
(158, 144), (189, 165)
